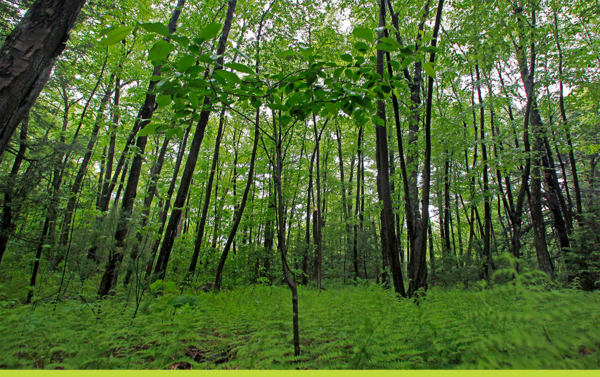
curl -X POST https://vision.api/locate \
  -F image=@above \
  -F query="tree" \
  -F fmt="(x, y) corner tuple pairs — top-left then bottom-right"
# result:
(0, 0), (86, 158)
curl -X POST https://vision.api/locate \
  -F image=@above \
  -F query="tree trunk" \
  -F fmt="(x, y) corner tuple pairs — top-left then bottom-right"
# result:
(123, 135), (171, 286)
(98, 0), (186, 296)
(153, 0), (237, 281)
(214, 113), (260, 291)
(0, 116), (28, 266)
(58, 75), (114, 248)
(313, 116), (323, 290)
(145, 120), (192, 277)
(375, 0), (406, 298)
(475, 64), (492, 281)
(0, 0), (86, 158)
(26, 216), (50, 303)
(188, 109), (226, 276)
(408, 0), (444, 298)
(272, 111), (300, 356)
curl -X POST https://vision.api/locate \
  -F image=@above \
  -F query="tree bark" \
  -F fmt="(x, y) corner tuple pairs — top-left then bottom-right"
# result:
(0, 0), (86, 158)
(375, 0), (406, 298)
(98, 0), (186, 296)
(0, 116), (28, 266)
(188, 109), (226, 276)
(153, 0), (237, 281)
(58, 75), (114, 248)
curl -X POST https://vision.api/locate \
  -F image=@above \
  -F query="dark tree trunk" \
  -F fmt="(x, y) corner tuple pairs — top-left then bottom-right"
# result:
(443, 152), (452, 256)
(475, 64), (492, 281)
(375, 0), (405, 298)
(123, 135), (171, 286)
(0, 116), (28, 266)
(408, 0), (444, 298)
(214, 114), (260, 291)
(513, 6), (553, 278)
(553, 11), (582, 219)
(145, 120), (192, 277)
(26, 216), (50, 304)
(353, 127), (363, 280)
(541, 140), (571, 255)
(153, 0), (237, 281)
(99, 76), (121, 210)
(272, 111), (300, 356)
(98, 0), (186, 296)
(58, 76), (114, 248)
(188, 109), (226, 276)
(530, 106), (554, 279)
(312, 116), (324, 290)
(0, 0), (86, 158)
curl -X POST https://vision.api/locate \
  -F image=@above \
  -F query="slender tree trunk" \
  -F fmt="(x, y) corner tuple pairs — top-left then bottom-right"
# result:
(0, 116), (28, 266)
(98, 0), (186, 296)
(353, 127), (363, 280)
(26, 216), (50, 303)
(553, 11), (582, 219)
(58, 75), (114, 248)
(272, 112), (300, 356)
(188, 110), (226, 276)
(100, 76), (121, 208)
(408, 0), (444, 298)
(123, 135), (171, 286)
(153, 0), (237, 281)
(375, 0), (406, 298)
(145, 121), (192, 277)
(214, 115), (260, 291)
(475, 64), (492, 280)
(313, 116), (323, 290)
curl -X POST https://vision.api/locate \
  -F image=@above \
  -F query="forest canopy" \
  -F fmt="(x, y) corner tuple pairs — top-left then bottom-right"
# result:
(0, 0), (599, 370)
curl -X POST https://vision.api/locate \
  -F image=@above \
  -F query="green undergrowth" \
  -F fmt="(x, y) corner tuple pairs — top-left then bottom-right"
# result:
(1, 267), (599, 369)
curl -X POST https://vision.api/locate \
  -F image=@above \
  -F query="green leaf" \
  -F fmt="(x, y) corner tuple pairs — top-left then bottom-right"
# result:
(379, 37), (400, 46)
(299, 46), (314, 59)
(285, 83), (294, 94)
(99, 25), (133, 46)
(186, 65), (203, 77)
(423, 62), (436, 78)
(139, 22), (170, 37)
(376, 43), (398, 52)
(225, 62), (255, 75)
(305, 70), (318, 86)
(148, 40), (175, 63)
(174, 110), (192, 119)
(196, 23), (222, 44)
(277, 50), (297, 58)
(214, 70), (241, 86)
(170, 35), (190, 47)
(150, 279), (163, 293)
(421, 46), (441, 54)
(171, 295), (200, 308)
(166, 128), (177, 139)
(197, 54), (215, 64)
(177, 55), (196, 72)
(354, 41), (369, 53)
(138, 123), (160, 137)
(174, 127), (184, 139)
(164, 281), (177, 292)
(340, 54), (353, 63)
(401, 56), (414, 69)
(352, 26), (373, 43)
(156, 95), (172, 107)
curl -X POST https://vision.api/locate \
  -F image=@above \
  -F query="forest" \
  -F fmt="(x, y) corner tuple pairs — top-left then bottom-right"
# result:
(0, 0), (599, 370)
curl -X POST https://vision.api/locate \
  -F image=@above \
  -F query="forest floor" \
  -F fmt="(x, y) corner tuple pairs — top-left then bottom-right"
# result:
(0, 278), (599, 369)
